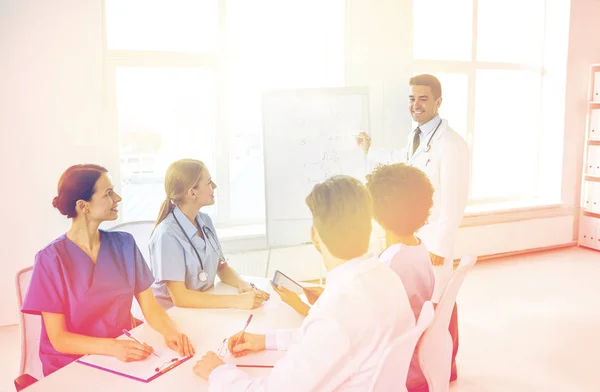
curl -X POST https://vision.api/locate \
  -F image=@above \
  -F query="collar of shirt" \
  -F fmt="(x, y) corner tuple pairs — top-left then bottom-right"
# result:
(325, 252), (376, 288)
(379, 243), (403, 264)
(418, 115), (441, 138)
(173, 205), (199, 240)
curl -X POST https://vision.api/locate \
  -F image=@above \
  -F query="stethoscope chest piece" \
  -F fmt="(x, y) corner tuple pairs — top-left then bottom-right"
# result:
(198, 270), (209, 282)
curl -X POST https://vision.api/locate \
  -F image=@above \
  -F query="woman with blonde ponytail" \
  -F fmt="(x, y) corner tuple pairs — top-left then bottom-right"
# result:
(149, 159), (270, 310)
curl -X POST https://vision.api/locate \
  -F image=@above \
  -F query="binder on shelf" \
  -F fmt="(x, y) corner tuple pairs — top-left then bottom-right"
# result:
(594, 72), (600, 102)
(588, 146), (600, 176)
(596, 219), (600, 249)
(586, 147), (594, 176)
(591, 109), (600, 141)
(585, 182), (600, 214)
(579, 215), (595, 247)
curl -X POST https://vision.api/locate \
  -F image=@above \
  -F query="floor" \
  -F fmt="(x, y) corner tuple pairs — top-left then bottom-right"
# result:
(1, 246), (598, 392)
(449, 246), (600, 392)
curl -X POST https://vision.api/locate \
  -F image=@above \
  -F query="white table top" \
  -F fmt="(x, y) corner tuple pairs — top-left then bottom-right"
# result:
(26, 278), (306, 392)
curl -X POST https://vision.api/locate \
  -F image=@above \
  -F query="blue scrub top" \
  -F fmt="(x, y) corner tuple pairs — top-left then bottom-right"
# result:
(148, 207), (222, 308)
(21, 230), (155, 376)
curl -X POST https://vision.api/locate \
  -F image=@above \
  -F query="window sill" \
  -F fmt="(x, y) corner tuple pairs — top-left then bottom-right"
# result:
(462, 199), (574, 228)
(216, 223), (266, 242)
(465, 199), (562, 216)
(216, 200), (576, 251)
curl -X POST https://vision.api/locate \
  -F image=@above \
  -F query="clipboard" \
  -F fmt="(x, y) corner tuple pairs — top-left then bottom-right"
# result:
(77, 348), (192, 383)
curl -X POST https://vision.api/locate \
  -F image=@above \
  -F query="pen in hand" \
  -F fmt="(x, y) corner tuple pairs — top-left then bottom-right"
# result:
(122, 329), (159, 358)
(216, 338), (227, 357)
(232, 314), (254, 351)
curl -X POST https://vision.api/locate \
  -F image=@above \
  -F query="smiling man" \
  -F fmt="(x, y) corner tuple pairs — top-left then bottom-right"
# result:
(358, 75), (469, 385)
(359, 74), (470, 301)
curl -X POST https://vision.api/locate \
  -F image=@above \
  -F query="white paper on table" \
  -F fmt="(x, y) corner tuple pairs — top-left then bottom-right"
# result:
(77, 336), (190, 382)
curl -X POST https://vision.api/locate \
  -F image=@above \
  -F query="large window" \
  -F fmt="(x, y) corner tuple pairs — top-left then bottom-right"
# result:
(104, 0), (345, 225)
(105, 0), (568, 227)
(412, 0), (566, 207)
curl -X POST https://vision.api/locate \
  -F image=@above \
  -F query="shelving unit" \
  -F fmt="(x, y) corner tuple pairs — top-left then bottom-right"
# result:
(578, 64), (600, 251)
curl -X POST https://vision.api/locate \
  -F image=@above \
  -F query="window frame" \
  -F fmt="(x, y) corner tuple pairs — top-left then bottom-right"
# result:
(102, 0), (238, 227)
(411, 0), (554, 206)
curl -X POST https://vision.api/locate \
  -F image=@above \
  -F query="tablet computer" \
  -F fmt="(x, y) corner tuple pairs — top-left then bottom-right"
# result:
(272, 270), (304, 294)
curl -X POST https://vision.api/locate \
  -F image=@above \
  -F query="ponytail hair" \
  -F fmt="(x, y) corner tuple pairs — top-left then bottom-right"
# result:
(152, 159), (205, 235)
(152, 198), (174, 235)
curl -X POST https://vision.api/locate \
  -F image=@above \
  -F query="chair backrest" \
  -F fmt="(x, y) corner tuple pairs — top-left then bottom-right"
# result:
(108, 220), (155, 262)
(418, 255), (477, 392)
(109, 220), (155, 321)
(369, 301), (435, 392)
(16, 266), (44, 380)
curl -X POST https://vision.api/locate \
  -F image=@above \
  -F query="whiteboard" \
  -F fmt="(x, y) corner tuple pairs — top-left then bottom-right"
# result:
(262, 87), (370, 247)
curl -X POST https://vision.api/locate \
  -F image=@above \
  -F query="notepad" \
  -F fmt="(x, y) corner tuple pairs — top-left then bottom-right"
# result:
(224, 350), (286, 368)
(77, 343), (192, 383)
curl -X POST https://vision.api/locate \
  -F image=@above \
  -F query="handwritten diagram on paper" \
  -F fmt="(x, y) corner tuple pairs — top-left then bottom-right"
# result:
(263, 89), (369, 224)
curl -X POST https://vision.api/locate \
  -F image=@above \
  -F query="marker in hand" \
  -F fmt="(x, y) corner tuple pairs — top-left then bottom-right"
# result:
(122, 329), (159, 357)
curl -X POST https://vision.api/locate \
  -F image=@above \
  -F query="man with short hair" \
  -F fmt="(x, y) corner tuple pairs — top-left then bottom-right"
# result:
(194, 175), (415, 392)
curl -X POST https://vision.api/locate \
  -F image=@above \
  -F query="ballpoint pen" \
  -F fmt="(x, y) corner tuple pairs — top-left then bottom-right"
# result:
(216, 338), (227, 357)
(232, 314), (254, 350)
(122, 329), (159, 357)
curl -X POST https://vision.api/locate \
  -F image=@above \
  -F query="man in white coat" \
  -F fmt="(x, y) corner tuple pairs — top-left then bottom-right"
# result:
(359, 74), (470, 301)
(193, 175), (415, 391)
(359, 75), (469, 382)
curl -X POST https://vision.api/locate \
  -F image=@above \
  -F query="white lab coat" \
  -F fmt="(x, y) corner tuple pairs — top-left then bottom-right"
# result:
(368, 119), (470, 300)
(207, 254), (415, 392)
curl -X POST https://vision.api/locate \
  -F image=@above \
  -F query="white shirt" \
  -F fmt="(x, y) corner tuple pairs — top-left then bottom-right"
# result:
(414, 115), (441, 147)
(208, 254), (415, 392)
(367, 117), (470, 259)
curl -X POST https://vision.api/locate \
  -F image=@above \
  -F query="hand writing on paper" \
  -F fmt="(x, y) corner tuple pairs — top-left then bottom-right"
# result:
(193, 351), (224, 380)
(235, 291), (266, 310)
(429, 252), (445, 266)
(272, 282), (310, 316)
(110, 339), (154, 362)
(227, 331), (266, 358)
(238, 282), (271, 301)
(163, 330), (195, 357)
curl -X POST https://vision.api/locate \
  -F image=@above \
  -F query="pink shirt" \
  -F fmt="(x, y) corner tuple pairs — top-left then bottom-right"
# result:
(379, 242), (435, 390)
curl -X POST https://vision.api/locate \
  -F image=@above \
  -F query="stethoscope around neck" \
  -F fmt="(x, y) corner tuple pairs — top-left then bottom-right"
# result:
(407, 119), (443, 161)
(171, 209), (226, 282)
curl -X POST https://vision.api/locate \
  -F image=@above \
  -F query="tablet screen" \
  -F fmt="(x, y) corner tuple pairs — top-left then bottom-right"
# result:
(272, 270), (304, 294)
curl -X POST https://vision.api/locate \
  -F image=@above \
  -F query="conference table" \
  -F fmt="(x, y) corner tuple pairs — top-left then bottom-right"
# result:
(25, 278), (307, 391)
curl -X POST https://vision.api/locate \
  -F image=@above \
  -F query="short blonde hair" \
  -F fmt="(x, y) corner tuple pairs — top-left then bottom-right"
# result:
(305, 175), (373, 260)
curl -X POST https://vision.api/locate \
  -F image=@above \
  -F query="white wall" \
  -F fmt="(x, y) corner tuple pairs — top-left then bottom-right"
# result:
(1, 0), (599, 327)
(0, 0), (111, 326)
